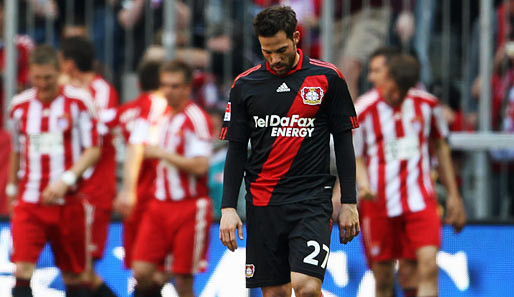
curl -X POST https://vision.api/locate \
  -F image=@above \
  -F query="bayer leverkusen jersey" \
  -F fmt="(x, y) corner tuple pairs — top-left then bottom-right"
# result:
(220, 49), (359, 206)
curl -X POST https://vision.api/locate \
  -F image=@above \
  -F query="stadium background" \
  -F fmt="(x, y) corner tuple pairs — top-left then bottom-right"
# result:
(0, 0), (513, 296)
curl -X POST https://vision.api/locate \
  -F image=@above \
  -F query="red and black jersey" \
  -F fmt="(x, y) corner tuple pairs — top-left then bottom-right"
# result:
(220, 49), (358, 206)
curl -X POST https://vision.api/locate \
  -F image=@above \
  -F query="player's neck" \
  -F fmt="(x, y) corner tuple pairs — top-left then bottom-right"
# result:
(170, 98), (189, 114)
(76, 71), (96, 86)
(38, 86), (60, 103)
(292, 51), (300, 69)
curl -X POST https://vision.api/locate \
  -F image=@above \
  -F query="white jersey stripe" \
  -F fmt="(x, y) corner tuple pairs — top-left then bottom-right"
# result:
(192, 198), (208, 273)
(186, 105), (209, 139)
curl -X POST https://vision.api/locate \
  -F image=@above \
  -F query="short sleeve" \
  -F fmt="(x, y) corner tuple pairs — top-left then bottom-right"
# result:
(8, 106), (21, 152)
(219, 83), (250, 143)
(352, 123), (365, 158)
(430, 104), (450, 140)
(327, 76), (359, 135)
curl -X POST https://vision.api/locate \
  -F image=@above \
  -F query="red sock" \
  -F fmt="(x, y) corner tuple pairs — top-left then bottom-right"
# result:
(403, 288), (417, 297)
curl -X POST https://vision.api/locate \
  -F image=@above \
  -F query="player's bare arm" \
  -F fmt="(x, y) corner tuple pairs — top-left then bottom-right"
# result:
(42, 146), (101, 204)
(434, 138), (467, 233)
(6, 151), (20, 214)
(356, 157), (376, 200)
(219, 207), (244, 252)
(115, 143), (145, 217)
(144, 145), (210, 175)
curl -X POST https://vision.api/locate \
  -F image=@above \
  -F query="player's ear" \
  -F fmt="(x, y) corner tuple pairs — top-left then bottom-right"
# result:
(293, 31), (300, 46)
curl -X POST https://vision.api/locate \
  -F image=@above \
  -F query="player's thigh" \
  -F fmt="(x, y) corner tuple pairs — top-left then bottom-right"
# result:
(372, 260), (395, 286)
(246, 203), (291, 288)
(261, 283), (292, 297)
(172, 197), (212, 274)
(290, 271), (322, 297)
(415, 245), (438, 274)
(288, 198), (332, 282)
(11, 205), (49, 265)
(51, 202), (88, 275)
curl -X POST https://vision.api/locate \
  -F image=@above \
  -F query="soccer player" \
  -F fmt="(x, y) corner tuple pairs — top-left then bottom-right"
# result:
(219, 6), (360, 297)
(352, 53), (466, 297)
(130, 60), (213, 297)
(59, 36), (119, 297)
(112, 60), (168, 270)
(7, 45), (100, 297)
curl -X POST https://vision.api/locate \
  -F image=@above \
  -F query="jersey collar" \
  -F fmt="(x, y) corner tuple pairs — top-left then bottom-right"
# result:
(265, 49), (305, 77)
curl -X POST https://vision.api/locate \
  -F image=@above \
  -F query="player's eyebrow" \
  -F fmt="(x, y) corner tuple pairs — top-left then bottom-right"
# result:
(262, 45), (288, 53)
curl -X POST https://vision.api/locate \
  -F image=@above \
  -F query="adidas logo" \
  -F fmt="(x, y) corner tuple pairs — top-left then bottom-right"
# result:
(276, 82), (291, 93)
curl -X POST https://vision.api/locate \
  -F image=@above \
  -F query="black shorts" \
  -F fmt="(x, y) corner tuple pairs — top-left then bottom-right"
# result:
(245, 197), (333, 288)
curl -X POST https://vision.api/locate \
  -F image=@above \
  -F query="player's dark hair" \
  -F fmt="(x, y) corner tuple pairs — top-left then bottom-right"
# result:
(137, 60), (161, 92)
(253, 6), (298, 39)
(370, 46), (401, 63)
(160, 59), (193, 85)
(387, 54), (420, 96)
(60, 36), (95, 72)
(30, 44), (60, 70)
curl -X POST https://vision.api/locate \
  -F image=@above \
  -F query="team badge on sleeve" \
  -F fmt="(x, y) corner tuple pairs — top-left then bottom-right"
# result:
(224, 102), (231, 121)
(301, 87), (324, 105)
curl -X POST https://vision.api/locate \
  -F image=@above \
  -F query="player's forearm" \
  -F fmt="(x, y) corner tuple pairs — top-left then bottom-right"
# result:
(8, 151), (20, 185)
(435, 139), (460, 198)
(161, 153), (209, 176)
(121, 144), (145, 191)
(221, 141), (247, 209)
(333, 130), (357, 204)
(69, 146), (101, 178)
(355, 157), (371, 191)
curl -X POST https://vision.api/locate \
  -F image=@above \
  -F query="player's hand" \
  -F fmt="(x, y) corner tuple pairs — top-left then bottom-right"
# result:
(445, 194), (466, 233)
(6, 194), (16, 215)
(219, 208), (244, 252)
(359, 186), (376, 201)
(42, 180), (68, 204)
(337, 203), (360, 244)
(144, 145), (164, 159)
(115, 189), (137, 218)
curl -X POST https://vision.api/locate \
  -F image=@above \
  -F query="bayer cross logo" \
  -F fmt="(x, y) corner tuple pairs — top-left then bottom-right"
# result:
(301, 87), (324, 105)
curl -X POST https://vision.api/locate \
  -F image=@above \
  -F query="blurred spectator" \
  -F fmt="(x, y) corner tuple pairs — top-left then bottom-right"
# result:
(206, 107), (226, 220)
(334, 0), (392, 99)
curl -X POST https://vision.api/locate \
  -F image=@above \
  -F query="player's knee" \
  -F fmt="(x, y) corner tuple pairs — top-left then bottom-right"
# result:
(292, 282), (321, 297)
(133, 263), (155, 289)
(417, 253), (437, 281)
(174, 275), (194, 296)
(15, 262), (35, 279)
(397, 261), (417, 287)
(61, 271), (84, 285)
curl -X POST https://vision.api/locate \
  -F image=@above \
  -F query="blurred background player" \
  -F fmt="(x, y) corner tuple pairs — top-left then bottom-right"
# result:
(352, 53), (466, 297)
(7, 45), (100, 297)
(130, 60), (213, 297)
(59, 36), (119, 297)
(111, 59), (167, 271)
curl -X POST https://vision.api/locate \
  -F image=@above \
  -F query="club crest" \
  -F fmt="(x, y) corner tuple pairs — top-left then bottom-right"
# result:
(301, 87), (324, 105)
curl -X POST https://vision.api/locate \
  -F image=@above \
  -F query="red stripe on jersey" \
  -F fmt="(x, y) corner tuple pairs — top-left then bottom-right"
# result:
(394, 110), (410, 214)
(176, 132), (191, 199)
(63, 99), (73, 170)
(18, 103), (30, 201)
(232, 65), (262, 88)
(39, 106), (50, 202)
(371, 107), (387, 216)
(309, 59), (345, 80)
(250, 75), (327, 206)
(413, 100), (430, 205)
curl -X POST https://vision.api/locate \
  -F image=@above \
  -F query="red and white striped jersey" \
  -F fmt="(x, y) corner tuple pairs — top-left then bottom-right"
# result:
(80, 75), (119, 209)
(9, 85), (99, 204)
(154, 101), (213, 202)
(353, 88), (449, 217)
(109, 92), (169, 201)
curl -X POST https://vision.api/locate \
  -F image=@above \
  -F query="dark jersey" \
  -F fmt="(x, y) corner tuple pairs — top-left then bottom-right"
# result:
(220, 49), (358, 206)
